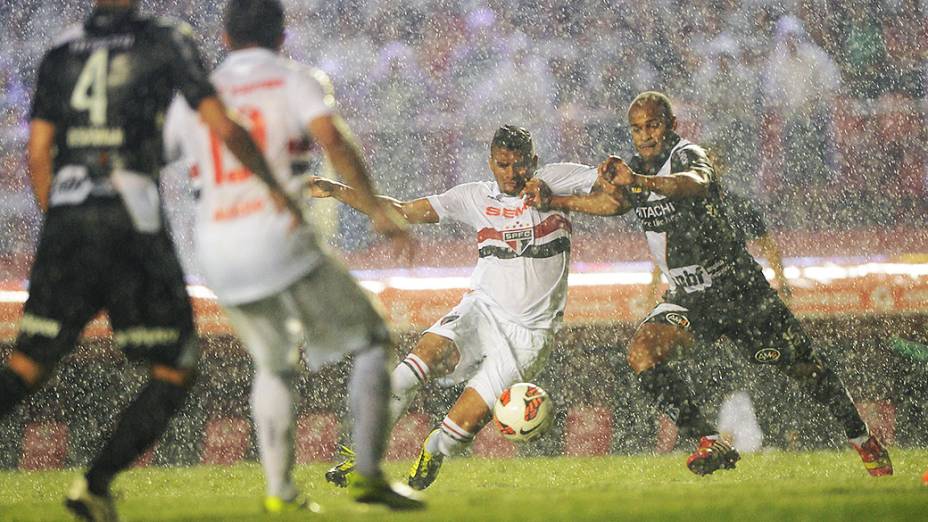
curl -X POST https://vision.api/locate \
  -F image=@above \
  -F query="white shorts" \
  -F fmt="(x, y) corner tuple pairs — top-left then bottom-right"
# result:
(223, 257), (390, 373)
(425, 292), (555, 408)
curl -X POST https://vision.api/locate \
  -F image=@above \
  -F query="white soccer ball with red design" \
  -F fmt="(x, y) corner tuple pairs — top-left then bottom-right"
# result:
(493, 383), (554, 442)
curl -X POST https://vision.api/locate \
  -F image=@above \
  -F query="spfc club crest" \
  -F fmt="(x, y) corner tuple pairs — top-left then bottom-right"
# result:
(503, 227), (534, 255)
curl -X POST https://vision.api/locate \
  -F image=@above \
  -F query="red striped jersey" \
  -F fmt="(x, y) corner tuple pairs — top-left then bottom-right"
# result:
(426, 163), (596, 329)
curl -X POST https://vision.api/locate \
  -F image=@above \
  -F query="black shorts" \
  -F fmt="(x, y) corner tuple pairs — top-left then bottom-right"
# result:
(641, 282), (813, 367)
(17, 200), (197, 369)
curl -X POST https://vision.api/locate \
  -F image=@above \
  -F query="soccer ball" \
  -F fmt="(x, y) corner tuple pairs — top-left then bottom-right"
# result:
(493, 383), (554, 442)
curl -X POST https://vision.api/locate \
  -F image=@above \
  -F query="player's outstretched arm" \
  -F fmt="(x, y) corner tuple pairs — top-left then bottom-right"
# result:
(602, 155), (709, 199)
(197, 97), (302, 219)
(521, 177), (631, 216)
(27, 119), (55, 213)
(307, 176), (439, 225)
(306, 113), (423, 251)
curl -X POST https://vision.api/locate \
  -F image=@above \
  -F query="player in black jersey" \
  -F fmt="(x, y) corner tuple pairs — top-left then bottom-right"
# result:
(0, 1), (298, 520)
(522, 91), (892, 478)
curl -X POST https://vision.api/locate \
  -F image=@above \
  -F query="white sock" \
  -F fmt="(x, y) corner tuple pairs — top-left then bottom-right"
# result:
(349, 346), (390, 478)
(251, 370), (297, 499)
(388, 354), (430, 428)
(427, 416), (475, 457)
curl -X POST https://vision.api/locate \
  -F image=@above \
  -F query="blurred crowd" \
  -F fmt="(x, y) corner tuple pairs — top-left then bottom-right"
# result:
(1, 0), (926, 266)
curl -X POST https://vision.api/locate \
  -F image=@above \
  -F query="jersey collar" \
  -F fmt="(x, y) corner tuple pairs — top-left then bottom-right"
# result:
(225, 47), (278, 65)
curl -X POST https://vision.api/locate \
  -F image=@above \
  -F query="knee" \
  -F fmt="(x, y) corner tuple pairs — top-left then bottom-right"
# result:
(783, 360), (824, 382)
(626, 324), (689, 375)
(413, 335), (460, 377)
(627, 345), (660, 375)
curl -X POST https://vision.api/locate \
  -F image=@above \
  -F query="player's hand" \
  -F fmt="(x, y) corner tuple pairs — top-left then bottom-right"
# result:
(371, 203), (416, 264)
(598, 155), (634, 186)
(520, 178), (552, 211)
(305, 176), (336, 198)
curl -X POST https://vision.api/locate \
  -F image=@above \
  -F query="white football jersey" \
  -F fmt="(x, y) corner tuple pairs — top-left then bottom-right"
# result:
(426, 163), (597, 329)
(164, 48), (334, 305)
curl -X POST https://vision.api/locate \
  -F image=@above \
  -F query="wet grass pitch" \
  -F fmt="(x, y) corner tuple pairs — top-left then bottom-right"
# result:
(1, 449), (926, 521)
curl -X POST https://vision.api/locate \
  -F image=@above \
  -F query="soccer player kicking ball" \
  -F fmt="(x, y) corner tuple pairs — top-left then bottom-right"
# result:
(309, 126), (599, 490)
(521, 91), (892, 477)
(163, 0), (422, 512)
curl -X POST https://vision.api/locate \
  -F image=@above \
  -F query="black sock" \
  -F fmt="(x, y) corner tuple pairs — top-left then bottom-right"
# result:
(795, 365), (868, 439)
(86, 379), (190, 496)
(0, 367), (31, 418)
(637, 364), (714, 439)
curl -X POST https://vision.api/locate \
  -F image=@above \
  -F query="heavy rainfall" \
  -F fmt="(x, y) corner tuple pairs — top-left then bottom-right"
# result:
(0, 0), (926, 520)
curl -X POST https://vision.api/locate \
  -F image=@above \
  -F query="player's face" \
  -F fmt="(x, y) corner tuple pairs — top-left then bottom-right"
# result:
(489, 147), (537, 196)
(628, 101), (676, 163)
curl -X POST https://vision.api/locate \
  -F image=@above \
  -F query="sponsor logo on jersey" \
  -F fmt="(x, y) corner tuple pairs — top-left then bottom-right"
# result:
(664, 312), (690, 329)
(668, 265), (713, 293)
(635, 200), (678, 230)
(754, 348), (782, 363)
(635, 201), (677, 219)
(66, 127), (125, 147)
(502, 227), (534, 255)
(485, 204), (527, 218)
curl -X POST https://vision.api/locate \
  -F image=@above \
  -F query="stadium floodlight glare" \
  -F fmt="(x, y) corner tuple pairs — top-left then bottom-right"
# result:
(2, 262), (926, 303)
(0, 291), (28, 303)
(567, 271), (653, 286)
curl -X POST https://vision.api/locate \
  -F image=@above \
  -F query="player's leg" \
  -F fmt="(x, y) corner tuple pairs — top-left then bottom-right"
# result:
(628, 311), (715, 440)
(733, 291), (890, 476)
(287, 260), (423, 509)
(408, 386), (489, 490)
(221, 298), (310, 512)
(628, 305), (738, 475)
(409, 317), (546, 490)
(0, 209), (99, 416)
(78, 229), (200, 503)
(782, 355), (891, 476)
(388, 332), (460, 428)
(327, 314), (462, 488)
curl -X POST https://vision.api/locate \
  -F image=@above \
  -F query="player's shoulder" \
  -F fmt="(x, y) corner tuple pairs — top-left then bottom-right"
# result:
(281, 60), (334, 96)
(140, 15), (199, 47)
(671, 140), (710, 171)
(49, 23), (86, 50)
(449, 180), (495, 195)
(535, 162), (594, 180)
(149, 15), (194, 34)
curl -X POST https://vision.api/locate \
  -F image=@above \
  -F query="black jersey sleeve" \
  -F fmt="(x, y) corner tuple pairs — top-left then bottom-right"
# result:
(670, 144), (715, 183)
(30, 51), (62, 122)
(165, 22), (215, 110)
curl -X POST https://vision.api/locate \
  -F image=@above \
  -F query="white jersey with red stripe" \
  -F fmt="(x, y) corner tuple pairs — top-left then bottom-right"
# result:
(426, 163), (597, 329)
(164, 48), (334, 305)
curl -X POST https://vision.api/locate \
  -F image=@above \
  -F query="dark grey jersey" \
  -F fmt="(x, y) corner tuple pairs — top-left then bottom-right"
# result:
(626, 135), (766, 295)
(30, 8), (215, 183)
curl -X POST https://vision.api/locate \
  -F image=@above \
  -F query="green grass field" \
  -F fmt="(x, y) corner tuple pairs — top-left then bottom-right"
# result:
(1, 449), (927, 521)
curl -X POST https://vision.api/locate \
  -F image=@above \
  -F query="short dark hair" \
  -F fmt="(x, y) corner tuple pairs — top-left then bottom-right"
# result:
(224, 0), (284, 50)
(629, 91), (675, 124)
(490, 125), (535, 157)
